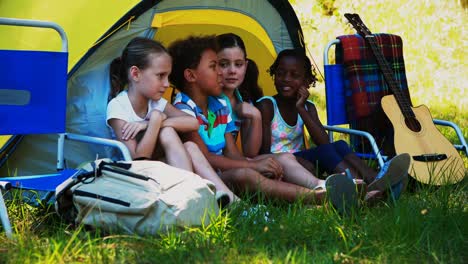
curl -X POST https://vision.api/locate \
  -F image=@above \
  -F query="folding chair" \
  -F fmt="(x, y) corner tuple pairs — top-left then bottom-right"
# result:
(323, 34), (468, 170)
(0, 18), (132, 239)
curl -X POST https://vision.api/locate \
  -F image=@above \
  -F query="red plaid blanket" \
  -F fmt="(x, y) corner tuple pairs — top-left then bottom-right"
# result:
(335, 34), (412, 155)
(336, 33), (411, 119)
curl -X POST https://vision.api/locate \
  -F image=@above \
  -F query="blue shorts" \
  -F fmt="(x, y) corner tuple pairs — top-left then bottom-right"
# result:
(293, 140), (353, 173)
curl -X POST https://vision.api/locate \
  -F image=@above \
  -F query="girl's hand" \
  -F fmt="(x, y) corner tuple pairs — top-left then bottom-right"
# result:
(296, 86), (310, 109)
(234, 102), (260, 119)
(252, 157), (283, 180)
(121, 121), (148, 141)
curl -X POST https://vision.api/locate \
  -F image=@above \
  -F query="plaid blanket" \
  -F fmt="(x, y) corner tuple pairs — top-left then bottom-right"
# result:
(335, 34), (412, 155)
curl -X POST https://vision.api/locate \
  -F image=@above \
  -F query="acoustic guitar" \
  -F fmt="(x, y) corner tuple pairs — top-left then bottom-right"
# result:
(344, 13), (466, 185)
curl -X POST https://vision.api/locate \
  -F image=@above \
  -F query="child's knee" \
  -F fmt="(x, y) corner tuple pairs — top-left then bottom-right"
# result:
(275, 152), (296, 163)
(333, 140), (353, 156)
(333, 140), (348, 149)
(183, 141), (200, 153)
(159, 127), (179, 145)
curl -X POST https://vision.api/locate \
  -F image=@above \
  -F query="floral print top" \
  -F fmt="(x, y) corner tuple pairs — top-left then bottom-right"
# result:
(257, 96), (305, 153)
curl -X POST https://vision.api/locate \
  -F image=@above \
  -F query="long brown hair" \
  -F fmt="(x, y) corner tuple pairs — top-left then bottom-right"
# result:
(216, 33), (263, 102)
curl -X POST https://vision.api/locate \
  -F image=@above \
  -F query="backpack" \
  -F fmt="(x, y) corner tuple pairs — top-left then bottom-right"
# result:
(55, 159), (219, 235)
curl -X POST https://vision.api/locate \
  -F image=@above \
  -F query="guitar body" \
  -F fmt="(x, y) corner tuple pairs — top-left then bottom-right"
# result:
(381, 95), (466, 185)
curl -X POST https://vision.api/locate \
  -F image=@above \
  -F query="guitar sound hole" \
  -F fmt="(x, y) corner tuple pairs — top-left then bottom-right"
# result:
(405, 117), (422, 132)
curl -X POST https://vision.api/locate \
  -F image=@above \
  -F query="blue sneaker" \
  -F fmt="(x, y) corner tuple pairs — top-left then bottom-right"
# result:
(368, 153), (411, 200)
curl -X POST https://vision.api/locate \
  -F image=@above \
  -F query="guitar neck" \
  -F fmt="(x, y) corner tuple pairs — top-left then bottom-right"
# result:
(365, 35), (415, 118)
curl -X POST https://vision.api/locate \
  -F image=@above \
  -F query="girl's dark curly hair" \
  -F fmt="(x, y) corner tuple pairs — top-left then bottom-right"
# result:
(268, 48), (318, 87)
(168, 35), (218, 92)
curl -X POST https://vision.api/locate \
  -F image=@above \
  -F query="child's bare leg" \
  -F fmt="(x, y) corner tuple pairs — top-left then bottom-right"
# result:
(220, 168), (326, 204)
(273, 153), (324, 189)
(295, 156), (318, 176)
(158, 127), (193, 171)
(183, 141), (237, 201)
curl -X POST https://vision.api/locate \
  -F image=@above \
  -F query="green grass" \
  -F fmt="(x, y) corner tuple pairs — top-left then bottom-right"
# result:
(1, 180), (467, 263)
(1, 1), (467, 263)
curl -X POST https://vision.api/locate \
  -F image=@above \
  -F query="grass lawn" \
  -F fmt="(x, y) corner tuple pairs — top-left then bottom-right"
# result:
(0, 179), (467, 263)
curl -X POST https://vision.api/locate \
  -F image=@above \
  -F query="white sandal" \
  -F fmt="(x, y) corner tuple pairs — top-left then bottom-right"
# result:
(215, 191), (231, 209)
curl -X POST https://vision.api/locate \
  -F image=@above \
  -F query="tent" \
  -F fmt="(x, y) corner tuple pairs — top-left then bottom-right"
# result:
(0, 0), (305, 175)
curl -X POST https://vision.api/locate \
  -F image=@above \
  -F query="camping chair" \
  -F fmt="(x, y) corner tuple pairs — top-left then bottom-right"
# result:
(322, 34), (468, 170)
(0, 18), (132, 239)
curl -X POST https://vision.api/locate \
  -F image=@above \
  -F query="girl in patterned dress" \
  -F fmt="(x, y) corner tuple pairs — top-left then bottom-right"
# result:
(257, 49), (411, 198)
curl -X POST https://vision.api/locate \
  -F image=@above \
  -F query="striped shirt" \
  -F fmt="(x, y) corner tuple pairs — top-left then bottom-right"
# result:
(173, 92), (235, 155)
(219, 89), (244, 140)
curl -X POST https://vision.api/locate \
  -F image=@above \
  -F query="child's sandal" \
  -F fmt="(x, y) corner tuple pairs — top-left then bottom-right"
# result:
(322, 173), (358, 215)
(215, 191), (231, 209)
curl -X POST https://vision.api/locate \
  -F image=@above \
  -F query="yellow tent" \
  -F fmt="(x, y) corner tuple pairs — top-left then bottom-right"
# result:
(0, 0), (140, 68)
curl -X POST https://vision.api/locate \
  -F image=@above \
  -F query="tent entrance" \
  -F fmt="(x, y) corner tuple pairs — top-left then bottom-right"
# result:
(151, 9), (277, 95)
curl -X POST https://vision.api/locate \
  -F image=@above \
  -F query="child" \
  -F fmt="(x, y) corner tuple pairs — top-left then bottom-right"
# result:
(256, 48), (411, 197)
(216, 33), (317, 176)
(169, 35), (358, 212)
(216, 33), (263, 157)
(107, 37), (236, 204)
